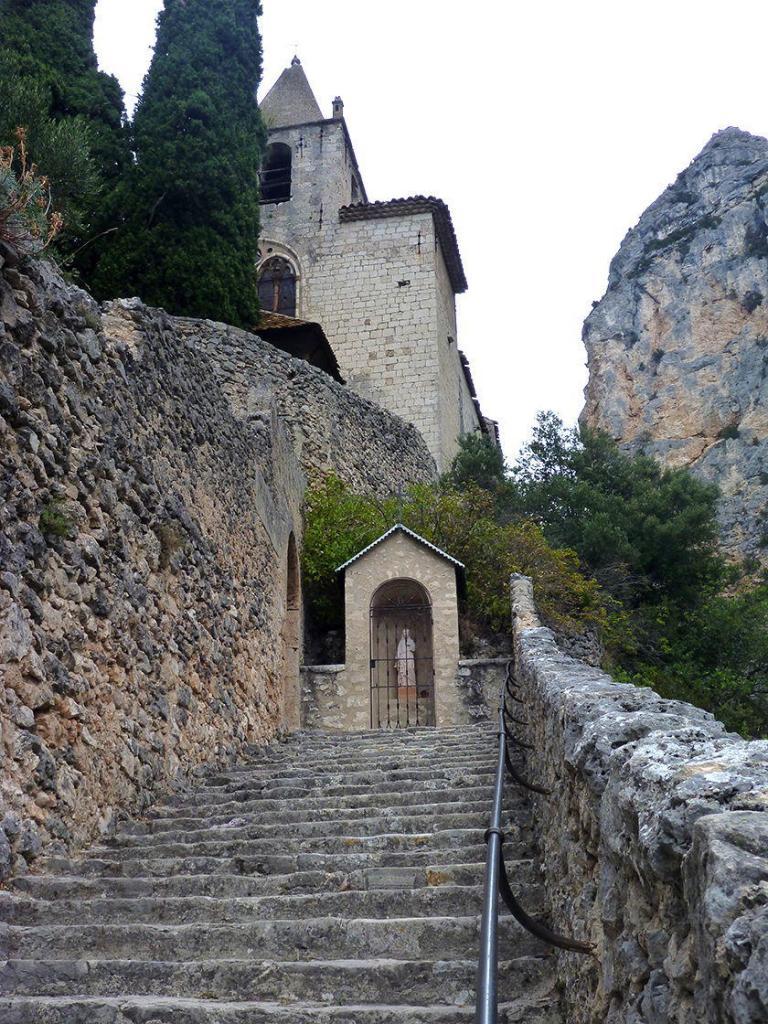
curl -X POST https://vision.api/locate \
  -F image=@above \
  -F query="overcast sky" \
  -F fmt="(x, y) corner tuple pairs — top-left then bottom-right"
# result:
(93, 0), (768, 458)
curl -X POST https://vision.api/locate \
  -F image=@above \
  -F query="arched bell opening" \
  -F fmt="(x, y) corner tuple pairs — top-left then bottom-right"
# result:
(260, 142), (292, 204)
(280, 532), (301, 731)
(369, 578), (435, 729)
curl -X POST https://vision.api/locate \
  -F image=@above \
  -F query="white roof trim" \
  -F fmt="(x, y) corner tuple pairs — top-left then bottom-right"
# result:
(336, 524), (465, 574)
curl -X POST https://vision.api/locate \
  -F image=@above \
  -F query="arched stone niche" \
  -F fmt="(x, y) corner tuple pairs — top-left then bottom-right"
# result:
(280, 531), (302, 731)
(336, 525), (463, 730)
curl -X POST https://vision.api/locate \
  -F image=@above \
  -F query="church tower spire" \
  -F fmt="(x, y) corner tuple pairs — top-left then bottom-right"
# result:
(260, 57), (323, 127)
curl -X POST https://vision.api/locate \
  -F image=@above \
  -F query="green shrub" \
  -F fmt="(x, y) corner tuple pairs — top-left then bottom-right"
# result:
(0, 131), (62, 258)
(39, 498), (72, 538)
(615, 582), (768, 737)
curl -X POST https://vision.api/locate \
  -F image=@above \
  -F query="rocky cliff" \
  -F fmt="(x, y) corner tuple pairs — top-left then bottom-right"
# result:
(583, 127), (768, 562)
(0, 256), (434, 882)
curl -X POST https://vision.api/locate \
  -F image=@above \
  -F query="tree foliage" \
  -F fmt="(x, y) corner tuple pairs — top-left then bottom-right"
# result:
(93, 0), (266, 325)
(615, 584), (768, 738)
(0, 0), (127, 272)
(0, 57), (99, 241)
(512, 412), (725, 610)
(302, 475), (609, 641)
(448, 420), (767, 737)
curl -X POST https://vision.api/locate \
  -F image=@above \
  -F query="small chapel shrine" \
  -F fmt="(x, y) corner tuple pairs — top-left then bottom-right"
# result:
(336, 525), (464, 730)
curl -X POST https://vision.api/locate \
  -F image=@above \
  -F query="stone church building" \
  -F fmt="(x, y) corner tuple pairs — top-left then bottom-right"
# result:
(258, 58), (496, 471)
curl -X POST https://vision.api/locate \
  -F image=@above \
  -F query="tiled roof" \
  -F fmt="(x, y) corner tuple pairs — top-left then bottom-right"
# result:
(336, 523), (465, 574)
(257, 311), (314, 330)
(254, 311), (344, 383)
(338, 196), (468, 294)
(458, 350), (492, 440)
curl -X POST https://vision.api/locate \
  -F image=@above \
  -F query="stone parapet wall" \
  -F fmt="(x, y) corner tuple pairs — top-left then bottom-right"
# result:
(300, 665), (349, 730)
(509, 574), (768, 1023)
(301, 658), (508, 732)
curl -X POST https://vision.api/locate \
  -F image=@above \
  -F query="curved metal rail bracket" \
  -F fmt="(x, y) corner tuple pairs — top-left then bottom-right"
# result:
(498, 845), (594, 954)
(504, 744), (550, 796)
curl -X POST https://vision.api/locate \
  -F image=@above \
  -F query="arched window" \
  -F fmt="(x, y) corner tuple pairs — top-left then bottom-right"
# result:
(258, 256), (297, 316)
(260, 142), (292, 204)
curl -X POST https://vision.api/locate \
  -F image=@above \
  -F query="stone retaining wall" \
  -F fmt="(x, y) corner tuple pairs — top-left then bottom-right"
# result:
(0, 256), (435, 883)
(176, 315), (436, 497)
(510, 574), (768, 1024)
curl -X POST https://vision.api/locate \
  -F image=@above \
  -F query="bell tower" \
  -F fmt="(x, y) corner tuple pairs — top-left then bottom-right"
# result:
(257, 61), (492, 471)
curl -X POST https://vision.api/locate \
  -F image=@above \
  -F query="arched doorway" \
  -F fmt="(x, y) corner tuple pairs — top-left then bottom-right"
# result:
(281, 533), (301, 730)
(369, 579), (435, 729)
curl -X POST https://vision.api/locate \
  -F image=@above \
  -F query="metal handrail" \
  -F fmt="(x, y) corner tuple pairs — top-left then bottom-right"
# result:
(475, 661), (593, 1023)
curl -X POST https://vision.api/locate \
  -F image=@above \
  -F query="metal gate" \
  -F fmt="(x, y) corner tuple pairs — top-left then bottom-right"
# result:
(369, 579), (435, 729)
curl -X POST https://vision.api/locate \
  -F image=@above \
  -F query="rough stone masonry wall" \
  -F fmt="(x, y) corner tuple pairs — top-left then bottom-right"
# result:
(0, 256), (435, 884)
(509, 575), (768, 1024)
(176, 313), (436, 496)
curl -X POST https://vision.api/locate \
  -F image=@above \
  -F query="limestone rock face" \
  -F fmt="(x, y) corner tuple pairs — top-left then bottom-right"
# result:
(582, 127), (768, 561)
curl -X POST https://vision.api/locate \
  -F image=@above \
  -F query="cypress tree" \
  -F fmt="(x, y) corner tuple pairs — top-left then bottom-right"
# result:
(94, 0), (265, 326)
(0, 0), (127, 272)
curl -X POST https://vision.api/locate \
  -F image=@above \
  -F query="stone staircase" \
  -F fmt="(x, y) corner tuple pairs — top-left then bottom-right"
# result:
(0, 726), (562, 1022)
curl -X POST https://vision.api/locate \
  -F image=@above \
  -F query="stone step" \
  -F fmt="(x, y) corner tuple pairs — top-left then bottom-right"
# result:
(11, 860), (532, 900)
(39, 838), (532, 878)
(0, 994), (560, 1024)
(250, 730), (494, 750)
(0, 954), (551, 1004)
(252, 725), (495, 745)
(162, 770), (500, 808)
(241, 729), (496, 753)
(201, 755), (497, 786)
(0, 724), (559, 1024)
(0, 882), (545, 926)
(206, 746), (497, 770)
(90, 819), (528, 860)
(118, 799), (526, 837)
(0, 913), (548, 962)
(100, 809), (522, 849)
(240, 739), (496, 763)
(147, 783), (505, 821)
(219, 744), (496, 771)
